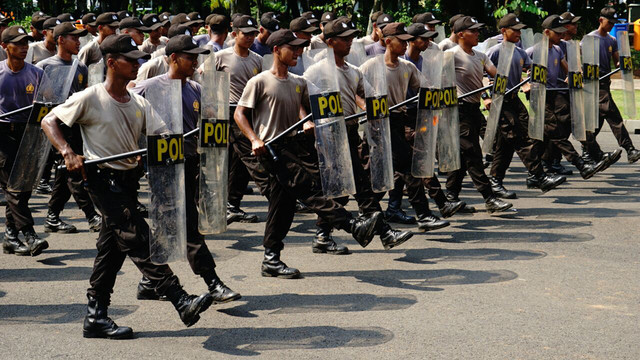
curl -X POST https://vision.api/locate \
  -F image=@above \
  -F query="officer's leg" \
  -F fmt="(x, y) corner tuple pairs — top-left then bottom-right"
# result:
(227, 123), (259, 224)
(600, 86), (639, 162)
(45, 161), (78, 233)
(489, 112), (517, 199)
(67, 171), (101, 231)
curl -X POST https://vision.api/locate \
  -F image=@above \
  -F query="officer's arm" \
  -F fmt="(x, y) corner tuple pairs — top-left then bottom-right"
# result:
(485, 62), (497, 78)
(41, 113), (85, 176)
(234, 105), (265, 156)
(560, 58), (569, 75)
(613, 51), (620, 67)
(300, 105), (314, 135)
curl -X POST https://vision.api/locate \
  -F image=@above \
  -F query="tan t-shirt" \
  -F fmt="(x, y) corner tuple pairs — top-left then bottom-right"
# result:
(53, 83), (149, 170)
(238, 71), (308, 142)
(360, 57), (420, 114)
(135, 56), (169, 83)
(309, 34), (327, 50)
(139, 37), (167, 54)
(78, 38), (103, 66)
(215, 47), (262, 103)
(30, 41), (56, 64)
(336, 63), (364, 117)
(150, 47), (166, 59)
(439, 37), (457, 51)
(0, 47), (6, 62)
(448, 45), (493, 104)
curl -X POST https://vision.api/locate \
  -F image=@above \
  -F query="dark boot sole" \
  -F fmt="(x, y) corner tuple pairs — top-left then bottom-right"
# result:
(212, 294), (242, 304)
(382, 232), (414, 250)
(2, 247), (30, 256)
(44, 226), (78, 234)
(261, 271), (301, 279)
(486, 203), (514, 214)
(311, 247), (350, 255)
(83, 330), (134, 339)
(418, 222), (450, 232)
(440, 202), (466, 218)
(183, 295), (214, 327)
(30, 241), (49, 257)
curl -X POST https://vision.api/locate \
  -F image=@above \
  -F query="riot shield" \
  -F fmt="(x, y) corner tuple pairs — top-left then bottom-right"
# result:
(582, 35), (600, 132)
(437, 51), (461, 173)
(191, 45), (213, 84)
(87, 59), (104, 87)
(345, 41), (367, 67)
(79, 33), (94, 50)
(25, 41), (37, 64)
(7, 61), (78, 192)
(360, 54), (393, 192)
(617, 30), (636, 119)
(198, 58), (230, 235)
(434, 24), (446, 44)
(533, 33), (542, 45)
(520, 28), (534, 50)
(262, 54), (273, 71)
(303, 47), (356, 198)
(412, 48), (443, 178)
(528, 34), (548, 140)
(145, 80), (187, 264)
(566, 40), (586, 141)
(482, 41), (515, 153)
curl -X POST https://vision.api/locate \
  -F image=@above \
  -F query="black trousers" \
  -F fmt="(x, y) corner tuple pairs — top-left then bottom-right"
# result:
(490, 95), (545, 178)
(581, 81), (634, 157)
(259, 139), (352, 252)
(85, 166), (179, 301)
(230, 120), (271, 198)
(227, 119), (253, 208)
(543, 92), (580, 164)
(184, 155), (217, 281)
(0, 122), (34, 232)
(48, 158), (97, 218)
(446, 102), (493, 199)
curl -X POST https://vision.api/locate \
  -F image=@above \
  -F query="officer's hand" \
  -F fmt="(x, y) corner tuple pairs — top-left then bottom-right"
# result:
(63, 152), (86, 180)
(521, 82), (531, 93)
(483, 98), (492, 111)
(303, 120), (315, 135)
(251, 138), (266, 156)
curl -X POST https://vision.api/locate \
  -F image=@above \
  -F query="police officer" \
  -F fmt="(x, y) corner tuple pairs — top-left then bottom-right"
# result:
(36, 22), (102, 234)
(41, 34), (213, 339)
(29, 16), (58, 64)
(365, 13), (393, 56)
(250, 12), (280, 56)
(78, 12), (119, 66)
(0, 25), (48, 256)
(119, 16), (150, 46)
(205, 14), (230, 52)
(82, 13), (99, 37)
(29, 12), (48, 42)
(485, 14), (566, 197)
(235, 29), (384, 278)
(308, 11), (334, 49)
(439, 14), (465, 51)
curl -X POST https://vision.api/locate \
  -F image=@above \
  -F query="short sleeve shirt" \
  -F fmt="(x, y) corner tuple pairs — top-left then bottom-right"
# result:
(588, 30), (618, 75)
(36, 55), (89, 94)
(249, 38), (271, 57)
(336, 63), (365, 117)
(0, 61), (43, 123)
(448, 46), (494, 103)
(135, 56), (169, 83)
(139, 37), (167, 54)
(486, 42), (531, 88)
(30, 41), (56, 64)
(438, 37), (457, 51)
(526, 44), (564, 89)
(360, 57), (421, 114)
(78, 38), (103, 66)
(214, 47), (262, 103)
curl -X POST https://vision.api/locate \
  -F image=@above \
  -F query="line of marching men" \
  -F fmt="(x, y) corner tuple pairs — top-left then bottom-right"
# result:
(0, 6), (637, 338)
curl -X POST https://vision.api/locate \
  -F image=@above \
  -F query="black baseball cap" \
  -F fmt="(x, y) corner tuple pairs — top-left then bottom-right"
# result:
(407, 23), (438, 39)
(100, 34), (150, 59)
(142, 14), (163, 30)
(290, 17), (318, 33)
(117, 11), (132, 20)
(301, 11), (319, 25)
(560, 12), (581, 24)
(376, 14), (394, 29)
(323, 18), (359, 38)
(260, 12), (280, 32)
(43, 17), (62, 30)
(320, 12), (336, 25)
(82, 13), (97, 26)
(541, 15), (568, 33)
(167, 24), (192, 38)
(159, 12), (172, 25)
(412, 12), (442, 25)
(57, 13), (75, 23)
(32, 11), (47, 18)
(1, 26), (34, 43)
(0, 14), (10, 26)
(498, 13), (527, 30)
(453, 16), (484, 33)
(265, 29), (308, 49)
(31, 15), (49, 30)
(187, 12), (204, 26)
(171, 13), (189, 25)
(600, 7), (621, 22)
(208, 14), (230, 29)
(371, 11), (384, 23)
(119, 17), (150, 31)
(382, 22), (414, 40)
(54, 22), (87, 38)
(233, 15), (258, 33)
(449, 14), (465, 27)
(95, 12), (120, 27)
(165, 35), (211, 56)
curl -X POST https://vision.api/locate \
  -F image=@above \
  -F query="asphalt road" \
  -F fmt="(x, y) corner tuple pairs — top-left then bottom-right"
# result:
(0, 132), (638, 359)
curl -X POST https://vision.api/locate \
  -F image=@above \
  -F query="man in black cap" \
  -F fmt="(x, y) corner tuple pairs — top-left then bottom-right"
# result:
(29, 17), (58, 64)
(581, 7), (640, 165)
(358, 10), (383, 46)
(159, 12), (172, 39)
(57, 13), (76, 23)
(235, 29), (383, 278)
(117, 10), (132, 20)
(82, 13), (98, 37)
(119, 17), (150, 46)
(205, 14), (230, 52)
(132, 34), (241, 304)
(439, 13), (464, 51)
(485, 14), (566, 197)
(139, 13), (167, 54)
(309, 11), (335, 49)
(287, 16), (318, 75)
(412, 12), (441, 32)
(365, 13), (393, 55)
(36, 22), (103, 234)
(250, 12), (280, 56)
(78, 12), (119, 66)
(0, 15), (12, 61)
(42, 34), (214, 339)
(445, 16), (514, 213)
(186, 12), (205, 35)
(0, 25), (48, 257)
(30, 14), (48, 42)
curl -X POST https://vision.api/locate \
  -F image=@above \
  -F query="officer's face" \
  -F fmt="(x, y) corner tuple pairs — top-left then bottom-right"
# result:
(564, 24), (577, 39)
(30, 26), (44, 41)
(235, 30), (257, 49)
(426, 24), (436, 31)
(109, 55), (140, 81)
(600, 18), (615, 32)
(503, 28), (521, 43)
(276, 44), (300, 67)
(412, 37), (429, 51)
(174, 52), (199, 77)
(44, 29), (55, 43)
(149, 28), (161, 40)
(545, 29), (562, 45)
(460, 29), (480, 46)
(386, 36), (408, 56)
(4, 39), (29, 60)
(86, 25), (98, 36)
(60, 34), (81, 55)
(100, 25), (117, 37)
(329, 35), (354, 57)
(125, 28), (145, 45)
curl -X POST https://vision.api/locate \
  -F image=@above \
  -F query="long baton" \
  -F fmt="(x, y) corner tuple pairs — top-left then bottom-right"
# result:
(0, 105), (34, 120)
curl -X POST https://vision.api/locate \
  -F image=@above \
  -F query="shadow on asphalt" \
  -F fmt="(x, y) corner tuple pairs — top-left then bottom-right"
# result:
(35, 249), (97, 266)
(137, 325), (394, 356)
(395, 248), (547, 265)
(0, 304), (138, 324)
(455, 218), (592, 230)
(302, 268), (517, 291)
(443, 231), (594, 244)
(0, 266), (93, 282)
(216, 293), (417, 318)
(517, 207), (638, 218)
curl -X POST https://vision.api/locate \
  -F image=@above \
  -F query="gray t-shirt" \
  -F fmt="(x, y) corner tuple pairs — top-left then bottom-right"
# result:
(30, 41), (56, 64)
(238, 71), (309, 142)
(365, 41), (386, 56)
(336, 63), (365, 117)
(448, 45), (494, 103)
(139, 37), (167, 54)
(0, 60), (43, 123)
(36, 55), (89, 94)
(309, 35), (327, 50)
(486, 42), (531, 89)
(78, 37), (103, 66)
(214, 47), (262, 103)
(135, 56), (169, 83)
(439, 37), (457, 51)
(588, 30), (618, 75)
(0, 47), (7, 61)
(361, 57), (421, 113)
(132, 74), (201, 156)
(526, 44), (564, 89)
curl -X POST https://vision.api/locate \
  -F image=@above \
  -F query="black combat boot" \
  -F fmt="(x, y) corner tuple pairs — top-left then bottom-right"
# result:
(312, 226), (350, 254)
(23, 230), (48, 256)
(261, 248), (301, 279)
(416, 212), (450, 232)
(83, 295), (134, 339)
(206, 274), (242, 303)
(489, 176), (517, 199)
(226, 202), (259, 224)
(627, 148), (640, 164)
(384, 197), (416, 224)
(572, 156), (606, 179)
(44, 210), (78, 233)
(445, 191), (476, 213)
(379, 222), (413, 250)
(596, 149), (622, 173)
(165, 285), (214, 327)
(526, 172), (566, 192)
(485, 196), (513, 213)
(136, 276), (168, 301)
(347, 211), (383, 248)
(87, 214), (102, 232)
(2, 226), (29, 256)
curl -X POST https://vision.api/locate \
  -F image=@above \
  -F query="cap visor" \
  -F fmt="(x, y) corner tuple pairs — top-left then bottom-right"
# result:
(138, 26), (152, 32)
(238, 26), (259, 33)
(87, 21), (98, 27)
(107, 21), (120, 27)
(469, 23), (485, 30)
(308, 19), (320, 25)
(571, 16), (582, 23)
(122, 49), (151, 60)
(396, 34), (414, 41)
(427, 20), (442, 25)
(10, 34), (35, 43)
(69, 29), (88, 36)
(148, 23), (163, 31)
(288, 38), (309, 47)
(423, 31), (438, 38)
(302, 26), (319, 33)
(550, 26), (568, 33)
(183, 47), (211, 55)
(337, 29), (360, 37)
(510, 24), (527, 30)
(185, 20), (204, 27)
(160, 20), (171, 26)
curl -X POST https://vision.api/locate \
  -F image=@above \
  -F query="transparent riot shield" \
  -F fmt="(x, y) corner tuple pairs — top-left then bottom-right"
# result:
(87, 59), (104, 87)
(582, 35), (600, 132)
(437, 51), (461, 172)
(79, 33), (94, 50)
(520, 28), (534, 50)
(412, 49), (443, 178)
(528, 34), (549, 140)
(25, 41), (37, 64)
(345, 41), (367, 67)
(434, 24), (446, 44)
(566, 40), (586, 141)
(145, 80), (187, 264)
(198, 58), (230, 235)
(303, 47), (356, 198)
(482, 41), (515, 153)
(360, 54), (393, 192)
(617, 30), (636, 119)
(262, 54), (273, 71)
(7, 61), (78, 192)
(533, 33), (542, 45)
